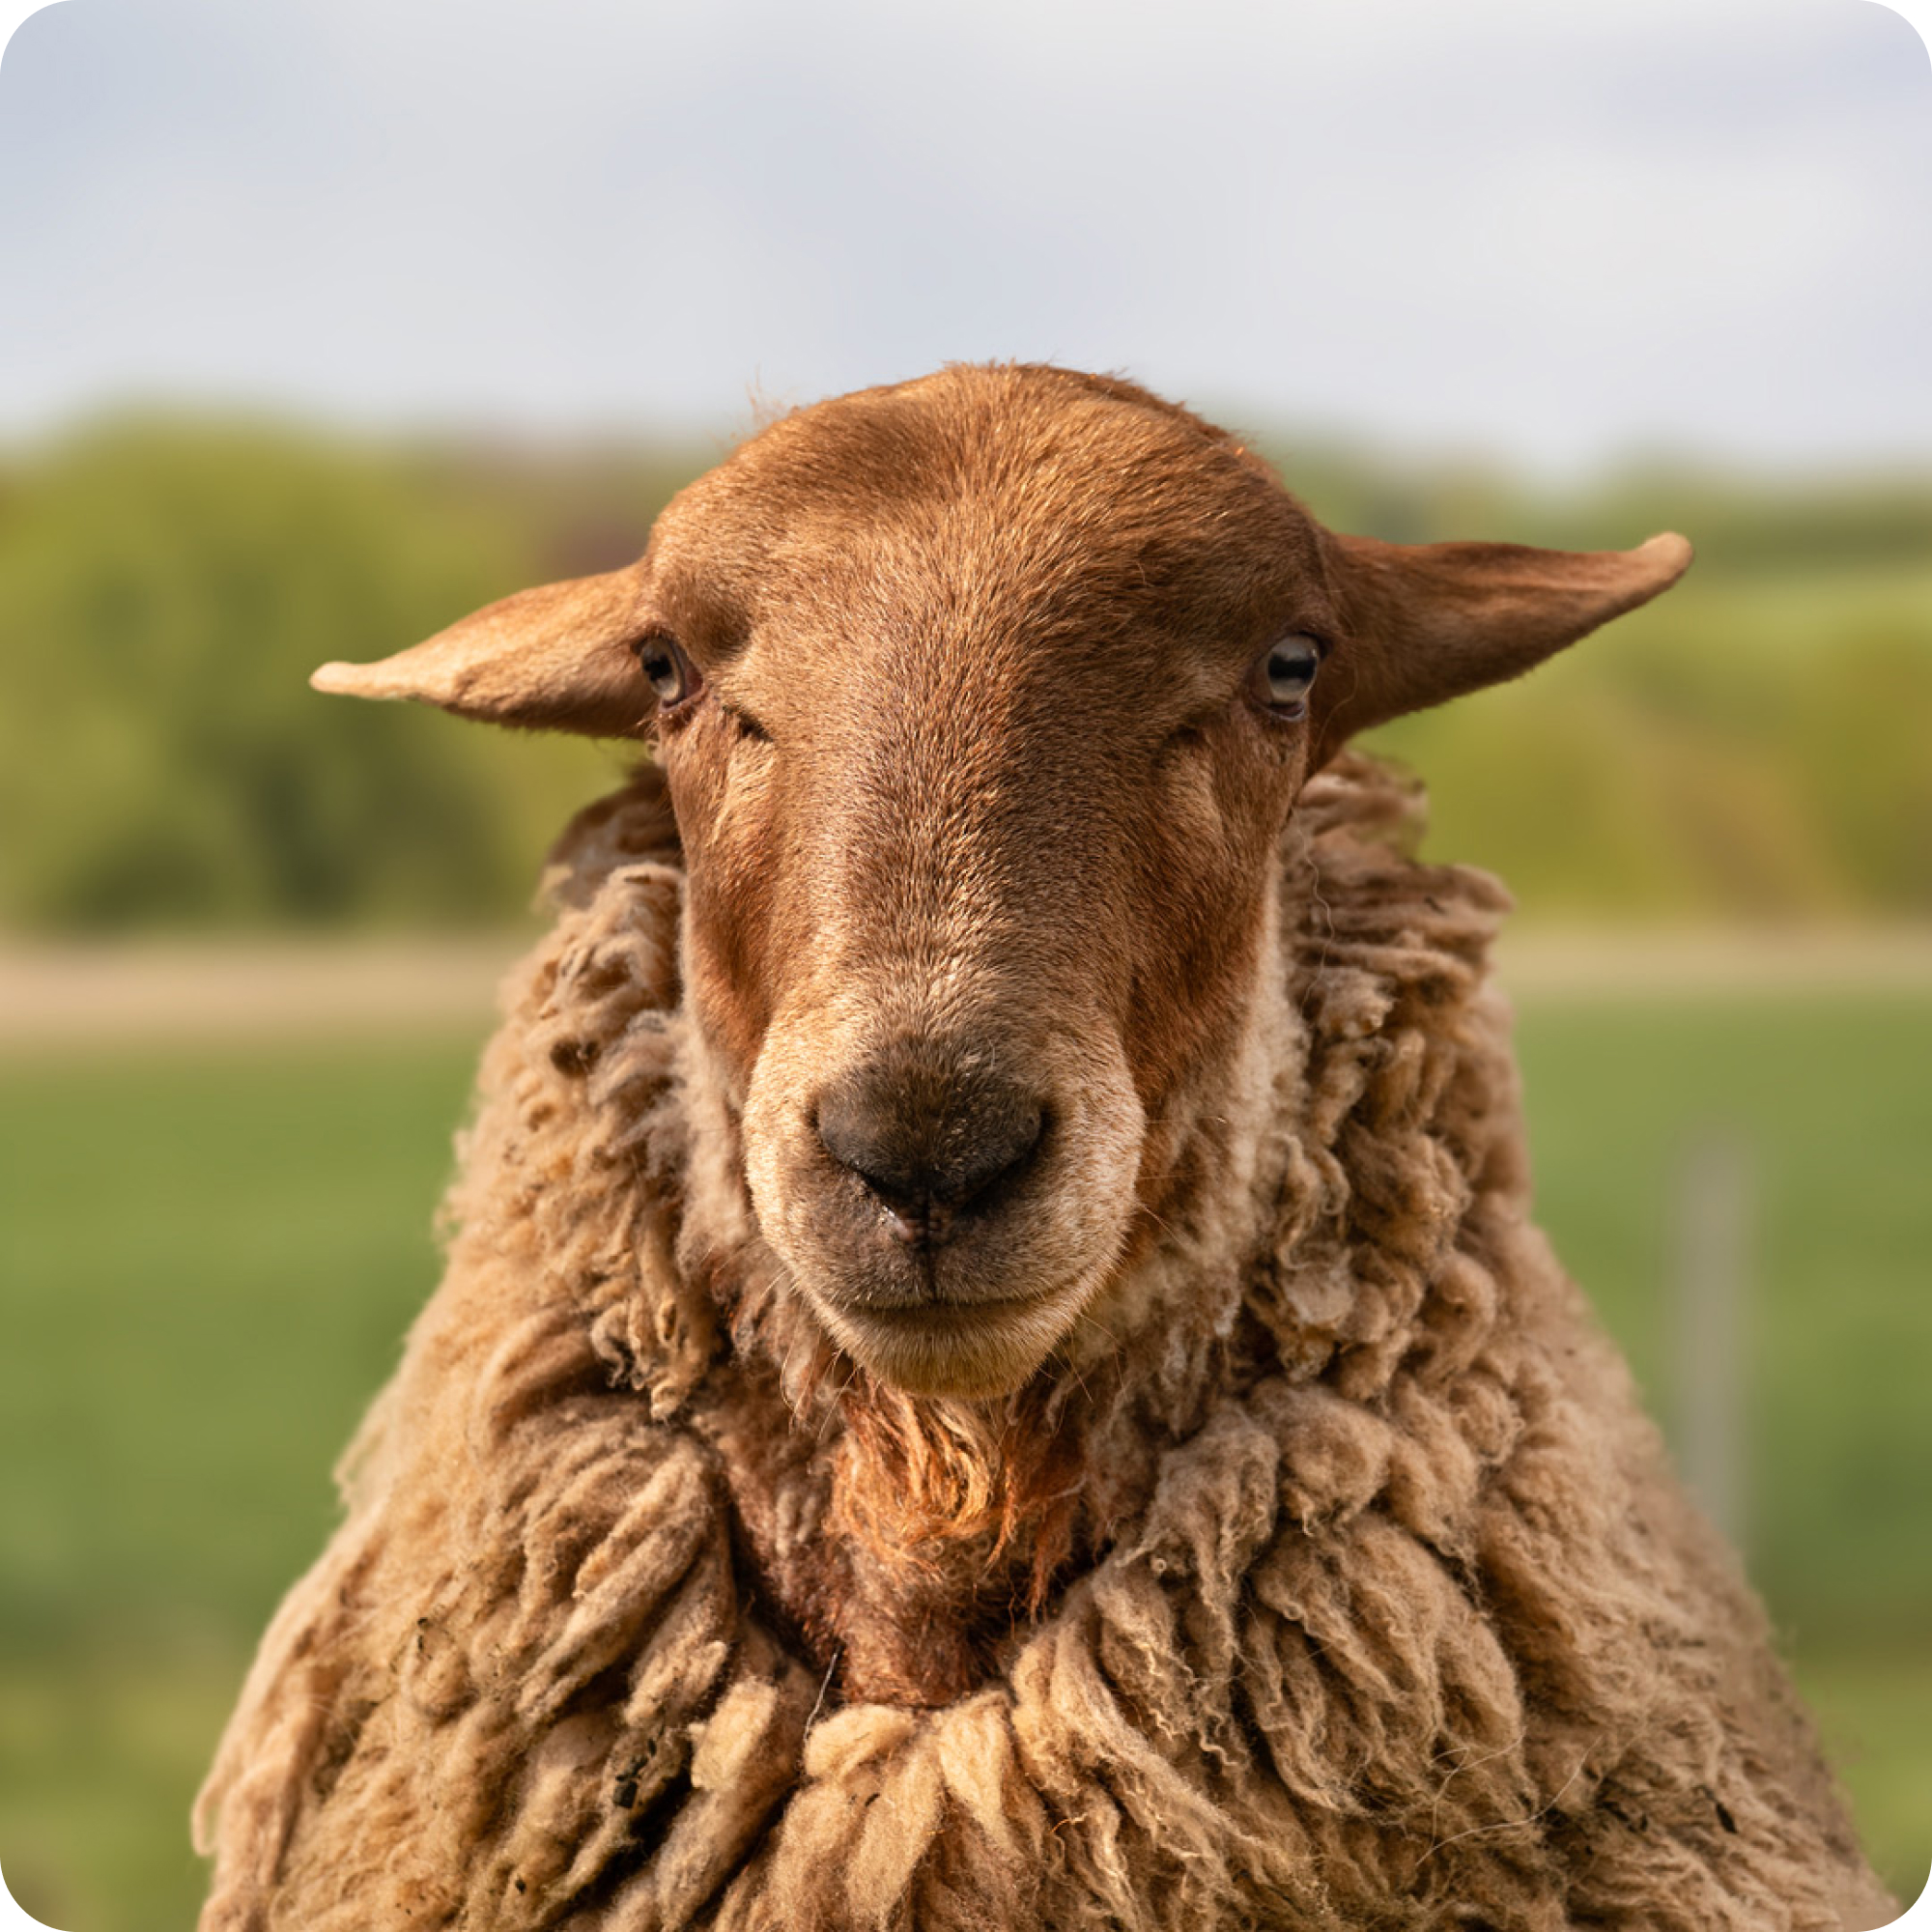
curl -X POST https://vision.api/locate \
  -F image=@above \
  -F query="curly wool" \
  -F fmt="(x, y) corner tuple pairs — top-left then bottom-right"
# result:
(194, 756), (1889, 1932)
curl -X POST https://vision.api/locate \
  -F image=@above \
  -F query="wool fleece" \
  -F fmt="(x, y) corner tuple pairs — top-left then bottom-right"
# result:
(194, 754), (1891, 1932)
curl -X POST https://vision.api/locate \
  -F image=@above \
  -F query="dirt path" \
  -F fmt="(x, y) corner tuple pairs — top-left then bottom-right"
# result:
(1, 929), (1928, 1048)
(0, 938), (525, 1047)
(1489, 927), (1932, 999)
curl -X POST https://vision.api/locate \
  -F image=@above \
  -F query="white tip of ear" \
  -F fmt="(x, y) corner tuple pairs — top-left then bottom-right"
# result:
(311, 660), (370, 696)
(310, 657), (442, 702)
(1635, 531), (1694, 582)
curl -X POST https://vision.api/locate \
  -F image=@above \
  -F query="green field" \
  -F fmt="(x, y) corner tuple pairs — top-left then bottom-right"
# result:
(1, 994), (1929, 1928)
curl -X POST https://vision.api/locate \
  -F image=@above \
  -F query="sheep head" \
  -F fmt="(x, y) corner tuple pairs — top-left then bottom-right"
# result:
(314, 364), (1689, 1402)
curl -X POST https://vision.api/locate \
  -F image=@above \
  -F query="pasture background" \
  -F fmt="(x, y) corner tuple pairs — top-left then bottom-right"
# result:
(0, 421), (1927, 1930)
(4, 1), (1928, 1923)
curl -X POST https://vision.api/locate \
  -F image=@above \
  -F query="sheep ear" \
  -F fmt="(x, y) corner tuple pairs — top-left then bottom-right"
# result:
(310, 564), (657, 737)
(1313, 530), (1691, 764)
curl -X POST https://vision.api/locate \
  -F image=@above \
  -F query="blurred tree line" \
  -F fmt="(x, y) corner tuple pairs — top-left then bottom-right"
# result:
(1, 412), (1927, 932)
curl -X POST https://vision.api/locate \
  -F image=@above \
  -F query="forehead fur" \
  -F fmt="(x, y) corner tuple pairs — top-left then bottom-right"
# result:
(643, 363), (1337, 651)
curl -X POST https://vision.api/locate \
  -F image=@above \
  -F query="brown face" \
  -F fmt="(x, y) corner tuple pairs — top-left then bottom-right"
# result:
(643, 380), (1338, 1395)
(311, 363), (1691, 1402)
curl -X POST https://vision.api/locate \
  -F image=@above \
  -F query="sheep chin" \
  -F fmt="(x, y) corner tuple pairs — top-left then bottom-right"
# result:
(802, 1275), (1099, 1400)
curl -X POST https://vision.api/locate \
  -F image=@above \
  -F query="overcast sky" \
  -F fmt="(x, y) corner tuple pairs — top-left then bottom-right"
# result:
(0, 0), (1927, 472)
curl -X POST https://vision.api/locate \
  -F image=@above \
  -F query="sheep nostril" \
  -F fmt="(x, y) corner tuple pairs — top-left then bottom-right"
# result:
(882, 1199), (955, 1250)
(814, 1061), (1047, 1240)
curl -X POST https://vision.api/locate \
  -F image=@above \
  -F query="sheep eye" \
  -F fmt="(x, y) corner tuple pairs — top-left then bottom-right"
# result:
(1251, 634), (1321, 719)
(636, 633), (696, 707)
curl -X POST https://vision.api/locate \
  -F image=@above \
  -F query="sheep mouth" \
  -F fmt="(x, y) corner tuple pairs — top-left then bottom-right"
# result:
(808, 1281), (1092, 1399)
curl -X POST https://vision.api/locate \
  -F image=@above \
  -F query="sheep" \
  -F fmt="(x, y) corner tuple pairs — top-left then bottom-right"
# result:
(193, 363), (1895, 1932)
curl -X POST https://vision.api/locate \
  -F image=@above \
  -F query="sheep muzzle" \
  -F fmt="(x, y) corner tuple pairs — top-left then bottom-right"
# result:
(737, 996), (1149, 1399)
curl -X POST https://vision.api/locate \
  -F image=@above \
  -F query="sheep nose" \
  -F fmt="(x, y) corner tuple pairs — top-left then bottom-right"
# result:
(815, 1053), (1047, 1243)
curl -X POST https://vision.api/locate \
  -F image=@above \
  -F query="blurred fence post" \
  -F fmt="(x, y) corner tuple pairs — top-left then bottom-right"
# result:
(1673, 1131), (1753, 1548)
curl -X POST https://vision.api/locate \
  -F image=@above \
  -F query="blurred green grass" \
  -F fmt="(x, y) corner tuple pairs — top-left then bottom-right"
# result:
(0, 1037), (477, 1931)
(1, 992), (1928, 1928)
